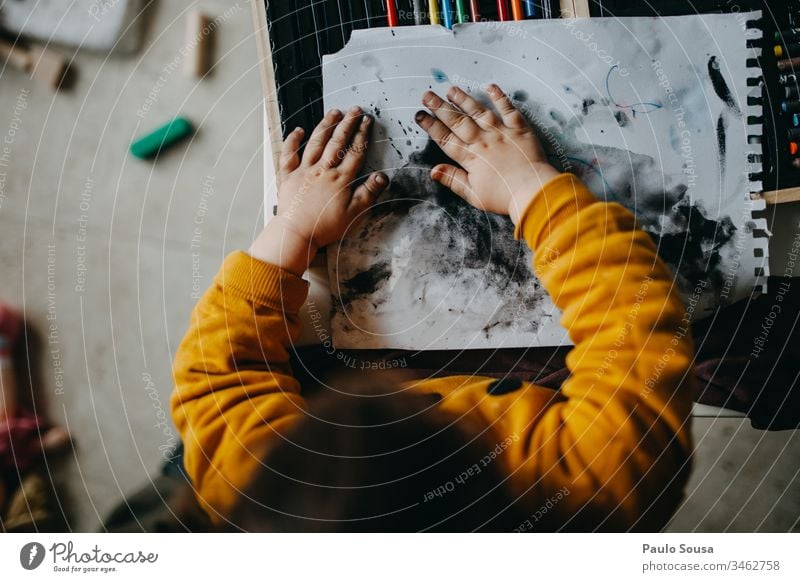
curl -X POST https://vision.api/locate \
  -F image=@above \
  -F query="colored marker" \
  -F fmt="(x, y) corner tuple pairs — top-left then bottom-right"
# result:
(523, 0), (536, 18)
(469, 0), (481, 21)
(775, 43), (800, 58)
(779, 73), (799, 85)
(497, 0), (510, 21)
(793, 113), (800, 127)
(777, 56), (800, 71)
(782, 100), (800, 114)
(441, 0), (453, 28)
(788, 127), (800, 140)
(429, 0), (440, 24)
(541, 0), (553, 18)
(790, 142), (799, 155)
(787, 85), (800, 100)
(793, 158), (800, 169)
(386, 0), (399, 26)
(511, 0), (524, 20)
(412, 0), (425, 24)
(455, 0), (468, 23)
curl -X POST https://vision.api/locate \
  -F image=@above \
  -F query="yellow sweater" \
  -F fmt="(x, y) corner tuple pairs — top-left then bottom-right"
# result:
(171, 173), (694, 531)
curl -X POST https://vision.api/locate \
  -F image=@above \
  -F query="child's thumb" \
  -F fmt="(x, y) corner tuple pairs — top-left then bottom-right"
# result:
(350, 172), (388, 209)
(431, 164), (472, 203)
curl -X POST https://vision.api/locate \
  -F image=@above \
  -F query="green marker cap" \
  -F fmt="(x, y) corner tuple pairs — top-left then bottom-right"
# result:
(130, 117), (194, 159)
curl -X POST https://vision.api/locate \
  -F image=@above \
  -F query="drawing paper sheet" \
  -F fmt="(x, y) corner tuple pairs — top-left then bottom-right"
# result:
(323, 14), (768, 350)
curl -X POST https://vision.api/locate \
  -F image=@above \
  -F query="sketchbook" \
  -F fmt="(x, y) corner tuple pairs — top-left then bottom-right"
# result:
(322, 14), (768, 350)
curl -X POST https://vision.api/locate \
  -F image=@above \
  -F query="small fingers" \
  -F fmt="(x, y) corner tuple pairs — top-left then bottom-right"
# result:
(446, 86), (499, 130)
(279, 127), (304, 177)
(350, 172), (388, 210)
(414, 110), (469, 163)
(423, 90), (482, 142)
(340, 114), (372, 173)
(321, 106), (363, 167)
(431, 164), (473, 204)
(487, 84), (528, 129)
(303, 108), (343, 165)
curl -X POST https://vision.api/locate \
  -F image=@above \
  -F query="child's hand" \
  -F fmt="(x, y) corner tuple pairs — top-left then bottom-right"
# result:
(415, 84), (561, 225)
(250, 107), (388, 275)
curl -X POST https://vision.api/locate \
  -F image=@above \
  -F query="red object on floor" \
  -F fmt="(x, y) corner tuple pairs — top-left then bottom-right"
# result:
(0, 302), (21, 357)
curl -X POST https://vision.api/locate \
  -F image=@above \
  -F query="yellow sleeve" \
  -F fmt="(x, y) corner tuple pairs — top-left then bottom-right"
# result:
(170, 251), (309, 520)
(512, 173), (694, 531)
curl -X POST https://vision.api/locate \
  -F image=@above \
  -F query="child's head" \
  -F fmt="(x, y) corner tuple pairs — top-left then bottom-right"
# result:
(228, 377), (524, 532)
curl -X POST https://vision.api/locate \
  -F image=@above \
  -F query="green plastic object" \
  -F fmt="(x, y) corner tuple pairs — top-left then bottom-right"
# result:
(130, 117), (194, 159)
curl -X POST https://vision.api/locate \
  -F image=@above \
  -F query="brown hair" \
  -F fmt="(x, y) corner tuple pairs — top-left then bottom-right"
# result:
(227, 379), (525, 532)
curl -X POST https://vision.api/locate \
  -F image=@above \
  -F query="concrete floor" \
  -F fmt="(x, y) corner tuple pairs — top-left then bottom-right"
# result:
(0, 1), (797, 532)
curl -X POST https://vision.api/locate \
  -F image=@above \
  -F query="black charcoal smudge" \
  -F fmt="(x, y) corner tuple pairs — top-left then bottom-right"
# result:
(512, 90), (529, 102)
(559, 137), (735, 302)
(653, 200), (737, 300)
(581, 98), (596, 115)
(716, 112), (727, 185)
(338, 139), (541, 334)
(708, 56), (741, 116)
(342, 261), (391, 296)
(614, 110), (629, 127)
(337, 87), (742, 335)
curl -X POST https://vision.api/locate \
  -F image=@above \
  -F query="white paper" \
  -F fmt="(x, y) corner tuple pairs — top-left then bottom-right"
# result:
(323, 14), (767, 350)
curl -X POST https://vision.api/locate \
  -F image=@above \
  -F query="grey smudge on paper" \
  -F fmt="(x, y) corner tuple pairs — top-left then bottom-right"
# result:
(361, 53), (384, 83)
(479, 28), (502, 44)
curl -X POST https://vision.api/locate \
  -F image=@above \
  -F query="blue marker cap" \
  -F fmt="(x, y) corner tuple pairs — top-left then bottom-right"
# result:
(794, 113), (800, 127)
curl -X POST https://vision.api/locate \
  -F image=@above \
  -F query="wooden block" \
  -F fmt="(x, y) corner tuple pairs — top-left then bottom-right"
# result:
(559, 0), (591, 18)
(26, 45), (68, 89)
(0, 39), (31, 71)
(184, 11), (213, 78)
(0, 40), (67, 89)
(761, 187), (800, 205)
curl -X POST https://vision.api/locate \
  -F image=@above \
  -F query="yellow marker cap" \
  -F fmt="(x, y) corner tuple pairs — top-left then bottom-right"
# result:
(775, 45), (783, 57)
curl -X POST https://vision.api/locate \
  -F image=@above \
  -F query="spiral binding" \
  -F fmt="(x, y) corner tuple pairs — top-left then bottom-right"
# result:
(745, 13), (770, 295)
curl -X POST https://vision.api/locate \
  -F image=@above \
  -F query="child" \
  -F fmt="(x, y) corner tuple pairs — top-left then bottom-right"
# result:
(1, 303), (70, 531)
(171, 84), (694, 531)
